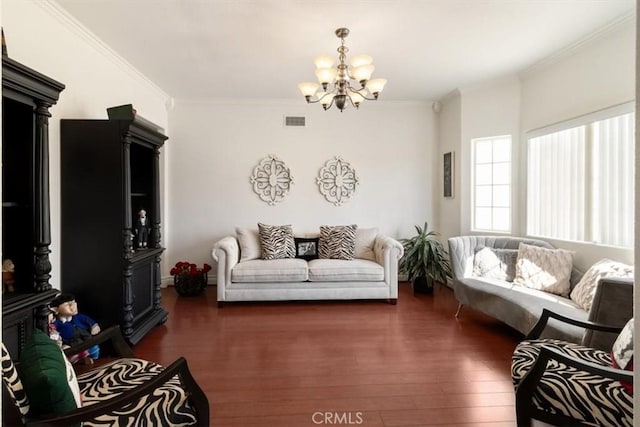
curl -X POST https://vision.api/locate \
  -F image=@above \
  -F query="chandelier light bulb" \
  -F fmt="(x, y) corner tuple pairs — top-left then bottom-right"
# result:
(365, 78), (387, 97)
(313, 54), (335, 69)
(315, 67), (337, 86)
(298, 82), (320, 98)
(350, 54), (373, 68)
(298, 28), (386, 111)
(351, 64), (375, 84)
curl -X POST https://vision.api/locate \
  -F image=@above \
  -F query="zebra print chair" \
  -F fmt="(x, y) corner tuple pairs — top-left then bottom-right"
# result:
(1, 325), (209, 426)
(512, 309), (633, 426)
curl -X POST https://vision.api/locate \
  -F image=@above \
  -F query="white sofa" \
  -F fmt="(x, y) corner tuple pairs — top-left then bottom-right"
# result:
(211, 228), (403, 306)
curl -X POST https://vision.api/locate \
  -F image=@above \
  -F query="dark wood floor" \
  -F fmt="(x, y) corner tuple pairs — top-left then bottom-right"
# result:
(134, 282), (523, 426)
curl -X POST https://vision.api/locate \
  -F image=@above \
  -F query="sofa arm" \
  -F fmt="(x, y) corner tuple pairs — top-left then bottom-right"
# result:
(373, 235), (403, 299)
(583, 277), (633, 350)
(373, 235), (404, 264)
(211, 236), (239, 302)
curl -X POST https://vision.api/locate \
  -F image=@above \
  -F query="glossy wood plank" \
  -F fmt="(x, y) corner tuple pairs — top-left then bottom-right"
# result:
(134, 283), (521, 426)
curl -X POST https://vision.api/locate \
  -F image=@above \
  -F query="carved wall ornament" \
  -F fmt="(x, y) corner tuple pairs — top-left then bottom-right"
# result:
(250, 155), (294, 205)
(316, 156), (359, 206)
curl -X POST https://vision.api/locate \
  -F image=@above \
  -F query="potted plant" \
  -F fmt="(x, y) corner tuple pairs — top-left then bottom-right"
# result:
(399, 221), (452, 294)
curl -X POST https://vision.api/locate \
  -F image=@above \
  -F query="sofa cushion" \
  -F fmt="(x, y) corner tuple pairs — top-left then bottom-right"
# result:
(513, 243), (574, 297)
(473, 247), (518, 281)
(294, 237), (319, 261)
(231, 258), (309, 283)
(611, 318), (634, 395)
(355, 228), (378, 261)
(258, 223), (295, 260)
(570, 259), (634, 311)
(318, 224), (357, 260)
(236, 227), (261, 262)
(17, 329), (82, 417)
(308, 259), (384, 282)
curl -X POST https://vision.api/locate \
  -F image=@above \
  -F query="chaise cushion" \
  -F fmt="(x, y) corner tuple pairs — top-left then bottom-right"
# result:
(308, 259), (384, 282)
(570, 259), (634, 311)
(473, 247), (518, 281)
(78, 358), (198, 426)
(513, 243), (574, 297)
(232, 258), (309, 283)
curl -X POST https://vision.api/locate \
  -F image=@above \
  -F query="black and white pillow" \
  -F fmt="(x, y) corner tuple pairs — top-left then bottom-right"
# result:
(258, 223), (295, 260)
(318, 224), (357, 260)
(611, 317), (634, 395)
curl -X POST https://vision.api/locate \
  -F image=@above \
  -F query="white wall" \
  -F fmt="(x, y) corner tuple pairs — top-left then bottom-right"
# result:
(2, 0), (170, 289)
(438, 16), (635, 272)
(438, 92), (462, 240)
(459, 76), (522, 236)
(165, 100), (436, 278)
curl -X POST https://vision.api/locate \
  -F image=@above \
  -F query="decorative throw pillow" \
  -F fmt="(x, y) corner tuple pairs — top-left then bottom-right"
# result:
(473, 247), (518, 281)
(258, 223), (295, 260)
(318, 224), (357, 260)
(294, 237), (319, 261)
(17, 329), (82, 417)
(570, 259), (634, 312)
(611, 318), (634, 395)
(236, 227), (261, 262)
(354, 227), (378, 261)
(513, 243), (574, 297)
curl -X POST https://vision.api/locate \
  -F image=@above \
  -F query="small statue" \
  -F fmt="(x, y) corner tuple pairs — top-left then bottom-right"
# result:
(46, 309), (91, 364)
(134, 209), (150, 249)
(50, 293), (101, 363)
(2, 259), (15, 293)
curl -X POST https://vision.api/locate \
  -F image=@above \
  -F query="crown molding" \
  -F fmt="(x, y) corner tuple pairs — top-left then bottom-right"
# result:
(37, 0), (171, 101)
(519, 11), (635, 80)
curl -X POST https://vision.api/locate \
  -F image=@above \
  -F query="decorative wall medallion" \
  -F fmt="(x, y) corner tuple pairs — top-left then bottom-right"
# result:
(316, 156), (359, 206)
(250, 155), (294, 205)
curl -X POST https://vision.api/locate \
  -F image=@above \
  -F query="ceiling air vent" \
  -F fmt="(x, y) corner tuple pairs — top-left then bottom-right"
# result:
(284, 116), (306, 127)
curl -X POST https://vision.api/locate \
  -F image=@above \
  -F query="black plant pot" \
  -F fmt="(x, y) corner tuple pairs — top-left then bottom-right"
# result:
(411, 276), (433, 295)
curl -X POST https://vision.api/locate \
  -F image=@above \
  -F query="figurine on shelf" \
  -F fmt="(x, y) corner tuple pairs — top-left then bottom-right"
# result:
(46, 309), (91, 364)
(134, 208), (150, 249)
(50, 293), (101, 363)
(2, 259), (15, 293)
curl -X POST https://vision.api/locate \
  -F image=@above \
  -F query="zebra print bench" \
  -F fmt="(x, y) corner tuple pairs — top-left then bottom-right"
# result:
(1, 325), (209, 426)
(511, 309), (633, 426)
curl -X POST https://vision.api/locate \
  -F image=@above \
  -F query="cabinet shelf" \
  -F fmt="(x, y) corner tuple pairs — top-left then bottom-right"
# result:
(61, 108), (168, 345)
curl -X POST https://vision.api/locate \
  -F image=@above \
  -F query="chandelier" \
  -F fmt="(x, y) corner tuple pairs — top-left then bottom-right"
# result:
(297, 28), (387, 112)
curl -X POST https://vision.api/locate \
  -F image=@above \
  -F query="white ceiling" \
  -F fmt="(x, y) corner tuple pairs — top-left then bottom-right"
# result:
(54, 0), (635, 102)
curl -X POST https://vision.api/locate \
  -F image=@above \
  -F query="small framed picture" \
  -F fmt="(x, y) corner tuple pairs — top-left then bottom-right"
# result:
(294, 237), (318, 261)
(443, 151), (454, 198)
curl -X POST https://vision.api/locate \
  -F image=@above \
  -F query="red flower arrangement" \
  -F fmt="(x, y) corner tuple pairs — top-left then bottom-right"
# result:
(170, 261), (211, 296)
(170, 261), (212, 277)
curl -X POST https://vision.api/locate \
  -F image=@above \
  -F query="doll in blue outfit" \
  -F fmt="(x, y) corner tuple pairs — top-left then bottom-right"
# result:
(50, 293), (101, 362)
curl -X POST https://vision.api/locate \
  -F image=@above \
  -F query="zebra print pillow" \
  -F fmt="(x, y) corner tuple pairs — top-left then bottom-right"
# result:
(318, 224), (357, 260)
(258, 223), (296, 259)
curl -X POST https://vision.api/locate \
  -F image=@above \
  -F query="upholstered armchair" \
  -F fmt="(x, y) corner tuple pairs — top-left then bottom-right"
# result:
(2, 325), (209, 426)
(512, 309), (633, 426)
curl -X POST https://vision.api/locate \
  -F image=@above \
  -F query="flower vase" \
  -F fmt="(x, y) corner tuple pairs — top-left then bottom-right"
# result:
(174, 272), (207, 296)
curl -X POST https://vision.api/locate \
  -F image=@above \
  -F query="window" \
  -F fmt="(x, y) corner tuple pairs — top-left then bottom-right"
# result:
(471, 135), (512, 232)
(526, 103), (634, 248)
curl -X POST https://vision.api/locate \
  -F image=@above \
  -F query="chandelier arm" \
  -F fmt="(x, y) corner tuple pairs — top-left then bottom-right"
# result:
(345, 87), (378, 101)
